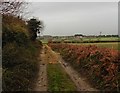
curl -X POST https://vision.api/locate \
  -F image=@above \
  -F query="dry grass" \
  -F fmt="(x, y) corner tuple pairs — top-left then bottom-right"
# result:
(44, 45), (59, 64)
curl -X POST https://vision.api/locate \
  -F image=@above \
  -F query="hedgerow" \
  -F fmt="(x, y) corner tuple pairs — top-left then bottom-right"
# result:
(2, 15), (42, 91)
(49, 43), (120, 91)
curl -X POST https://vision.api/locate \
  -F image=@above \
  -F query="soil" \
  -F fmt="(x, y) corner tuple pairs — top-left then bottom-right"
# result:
(33, 46), (47, 91)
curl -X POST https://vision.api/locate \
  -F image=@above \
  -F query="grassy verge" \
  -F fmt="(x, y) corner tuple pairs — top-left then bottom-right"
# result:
(47, 63), (77, 92)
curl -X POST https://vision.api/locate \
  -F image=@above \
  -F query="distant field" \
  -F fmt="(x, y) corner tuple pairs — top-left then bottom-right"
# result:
(81, 37), (119, 41)
(64, 37), (120, 43)
(53, 37), (120, 42)
(72, 42), (120, 50)
(40, 37), (120, 50)
(40, 37), (120, 43)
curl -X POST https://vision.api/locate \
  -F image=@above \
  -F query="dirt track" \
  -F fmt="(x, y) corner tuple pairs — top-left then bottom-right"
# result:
(50, 48), (98, 91)
(33, 45), (98, 91)
(33, 46), (47, 91)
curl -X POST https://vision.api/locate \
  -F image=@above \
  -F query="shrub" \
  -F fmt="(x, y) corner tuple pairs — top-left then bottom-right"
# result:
(2, 41), (42, 91)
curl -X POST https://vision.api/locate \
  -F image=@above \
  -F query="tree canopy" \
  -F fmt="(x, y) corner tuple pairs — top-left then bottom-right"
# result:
(27, 18), (43, 41)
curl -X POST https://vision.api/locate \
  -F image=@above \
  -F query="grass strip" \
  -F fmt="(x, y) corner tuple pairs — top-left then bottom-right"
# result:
(47, 63), (77, 92)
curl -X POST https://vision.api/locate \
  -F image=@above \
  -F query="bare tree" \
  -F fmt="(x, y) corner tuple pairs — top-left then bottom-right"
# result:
(0, 0), (27, 16)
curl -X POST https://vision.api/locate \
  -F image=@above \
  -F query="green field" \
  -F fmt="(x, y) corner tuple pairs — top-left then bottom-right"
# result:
(40, 37), (120, 43)
(72, 42), (120, 50)
(81, 37), (119, 41)
(40, 37), (120, 50)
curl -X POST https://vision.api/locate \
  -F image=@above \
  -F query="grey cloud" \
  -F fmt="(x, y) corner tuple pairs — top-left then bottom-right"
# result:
(27, 2), (118, 36)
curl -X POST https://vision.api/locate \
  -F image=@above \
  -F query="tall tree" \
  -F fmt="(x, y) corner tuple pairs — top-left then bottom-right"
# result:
(27, 18), (43, 41)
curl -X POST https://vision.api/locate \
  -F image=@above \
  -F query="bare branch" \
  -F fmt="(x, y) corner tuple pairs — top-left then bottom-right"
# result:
(0, 0), (27, 16)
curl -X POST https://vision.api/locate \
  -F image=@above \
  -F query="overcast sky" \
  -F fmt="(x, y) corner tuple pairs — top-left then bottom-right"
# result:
(27, 2), (118, 36)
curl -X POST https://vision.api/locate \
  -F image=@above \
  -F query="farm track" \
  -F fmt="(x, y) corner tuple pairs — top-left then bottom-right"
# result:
(34, 44), (98, 91)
